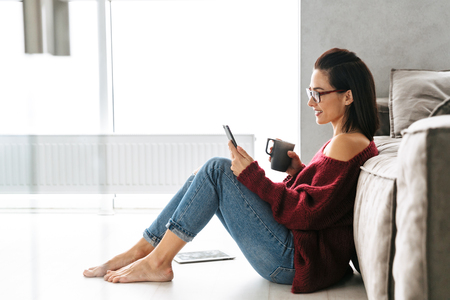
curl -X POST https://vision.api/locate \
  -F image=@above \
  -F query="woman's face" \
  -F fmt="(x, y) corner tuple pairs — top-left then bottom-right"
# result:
(308, 69), (350, 132)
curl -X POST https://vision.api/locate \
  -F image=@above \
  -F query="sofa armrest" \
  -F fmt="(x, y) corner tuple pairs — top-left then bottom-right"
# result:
(394, 115), (450, 300)
(354, 136), (400, 300)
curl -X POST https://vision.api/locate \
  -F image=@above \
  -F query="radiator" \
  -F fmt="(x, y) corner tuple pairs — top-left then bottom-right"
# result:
(0, 134), (255, 194)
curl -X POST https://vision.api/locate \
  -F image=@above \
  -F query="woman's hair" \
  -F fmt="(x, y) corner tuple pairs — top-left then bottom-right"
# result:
(314, 48), (379, 140)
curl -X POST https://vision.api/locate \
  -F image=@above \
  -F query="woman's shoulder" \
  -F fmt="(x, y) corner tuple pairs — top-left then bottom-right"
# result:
(322, 133), (371, 162)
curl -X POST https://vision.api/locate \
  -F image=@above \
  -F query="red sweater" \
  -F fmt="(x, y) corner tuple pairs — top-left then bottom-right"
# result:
(237, 140), (378, 293)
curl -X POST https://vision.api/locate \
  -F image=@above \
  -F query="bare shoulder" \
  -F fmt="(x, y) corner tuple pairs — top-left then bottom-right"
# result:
(323, 133), (370, 162)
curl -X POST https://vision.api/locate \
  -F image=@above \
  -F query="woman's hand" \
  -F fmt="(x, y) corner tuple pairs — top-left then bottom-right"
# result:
(228, 141), (254, 177)
(268, 141), (303, 177)
(285, 151), (303, 177)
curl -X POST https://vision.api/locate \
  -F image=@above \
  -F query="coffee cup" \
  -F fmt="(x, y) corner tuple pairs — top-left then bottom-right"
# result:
(265, 138), (295, 172)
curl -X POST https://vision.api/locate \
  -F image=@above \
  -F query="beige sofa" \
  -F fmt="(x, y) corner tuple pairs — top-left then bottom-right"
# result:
(353, 69), (450, 300)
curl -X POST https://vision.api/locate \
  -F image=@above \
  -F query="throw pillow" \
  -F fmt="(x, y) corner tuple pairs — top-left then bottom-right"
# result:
(389, 69), (450, 138)
(429, 97), (450, 117)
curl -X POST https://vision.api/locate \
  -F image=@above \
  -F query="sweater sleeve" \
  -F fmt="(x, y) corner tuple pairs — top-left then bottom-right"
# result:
(282, 163), (305, 188)
(237, 159), (359, 231)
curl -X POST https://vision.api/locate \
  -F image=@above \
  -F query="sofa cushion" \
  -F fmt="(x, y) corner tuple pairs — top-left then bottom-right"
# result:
(389, 69), (450, 138)
(354, 136), (400, 300)
(429, 97), (450, 117)
(394, 115), (450, 300)
(375, 97), (390, 136)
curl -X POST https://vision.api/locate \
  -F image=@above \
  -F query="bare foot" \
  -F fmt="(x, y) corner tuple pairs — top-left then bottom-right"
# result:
(104, 255), (174, 283)
(83, 264), (111, 278)
(83, 238), (154, 278)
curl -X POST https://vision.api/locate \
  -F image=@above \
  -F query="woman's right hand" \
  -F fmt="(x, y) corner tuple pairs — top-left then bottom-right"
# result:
(268, 147), (303, 177)
(285, 151), (303, 177)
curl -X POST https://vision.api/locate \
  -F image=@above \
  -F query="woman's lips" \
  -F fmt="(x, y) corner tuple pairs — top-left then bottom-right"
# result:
(314, 110), (323, 116)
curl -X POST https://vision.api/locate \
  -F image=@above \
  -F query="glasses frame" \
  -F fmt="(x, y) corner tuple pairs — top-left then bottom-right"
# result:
(306, 88), (346, 103)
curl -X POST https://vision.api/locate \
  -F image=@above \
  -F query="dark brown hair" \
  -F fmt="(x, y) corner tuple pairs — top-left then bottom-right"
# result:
(314, 48), (379, 140)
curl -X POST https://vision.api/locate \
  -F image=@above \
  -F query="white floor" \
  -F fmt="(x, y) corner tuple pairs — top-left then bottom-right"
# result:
(0, 209), (367, 300)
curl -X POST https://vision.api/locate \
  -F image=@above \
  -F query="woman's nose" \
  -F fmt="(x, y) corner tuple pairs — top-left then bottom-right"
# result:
(307, 96), (316, 107)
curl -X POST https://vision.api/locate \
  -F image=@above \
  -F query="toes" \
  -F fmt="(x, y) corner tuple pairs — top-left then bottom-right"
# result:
(110, 273), (123, 283)
(104, 268), (129, 283)
(104, 272), (112, 281)
(84, 266), (110, 278)
(118, 277), (129, 283)
(106, 271), (121, 283)
(84, 267), (99, 277)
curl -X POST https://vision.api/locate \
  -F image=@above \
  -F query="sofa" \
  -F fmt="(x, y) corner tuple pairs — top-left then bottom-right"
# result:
(352, 69), (450, 300)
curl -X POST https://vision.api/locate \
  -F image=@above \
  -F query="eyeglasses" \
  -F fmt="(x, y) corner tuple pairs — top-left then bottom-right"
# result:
(306, 88), (346, 103)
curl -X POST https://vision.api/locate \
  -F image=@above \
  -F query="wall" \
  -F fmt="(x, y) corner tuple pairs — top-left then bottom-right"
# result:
(300, 0), (450, 163)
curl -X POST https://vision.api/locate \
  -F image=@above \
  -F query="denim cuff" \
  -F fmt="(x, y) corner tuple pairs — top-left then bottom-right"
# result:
(166, 218), (196, 243)
(143, 229), (162, 248)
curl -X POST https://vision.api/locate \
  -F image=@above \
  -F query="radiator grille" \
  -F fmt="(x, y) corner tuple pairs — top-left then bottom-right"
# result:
(0, 135), (254, 194)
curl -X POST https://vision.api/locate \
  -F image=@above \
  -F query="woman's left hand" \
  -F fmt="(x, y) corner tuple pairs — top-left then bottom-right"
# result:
(228, 141), (254, 177)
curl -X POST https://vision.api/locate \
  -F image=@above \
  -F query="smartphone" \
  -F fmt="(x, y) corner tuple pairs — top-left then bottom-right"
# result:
(223, 125), (237, 148)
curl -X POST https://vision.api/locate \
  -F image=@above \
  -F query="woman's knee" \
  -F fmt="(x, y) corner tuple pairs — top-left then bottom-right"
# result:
(204, 157), (232, 172)
(193, 157), (230, 176)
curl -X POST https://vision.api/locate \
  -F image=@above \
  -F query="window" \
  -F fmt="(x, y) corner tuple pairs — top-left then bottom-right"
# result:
(0, 1), (100, 134)
(0, 0), (299, 208)
(111, 0), (299, 177)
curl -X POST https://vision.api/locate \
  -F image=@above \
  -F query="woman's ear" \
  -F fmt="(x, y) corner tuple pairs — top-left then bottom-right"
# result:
(344, 90), (354, 106)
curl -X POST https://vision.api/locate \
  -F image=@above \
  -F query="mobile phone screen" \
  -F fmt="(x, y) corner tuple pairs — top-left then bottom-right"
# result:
(223, 125), (237, 148)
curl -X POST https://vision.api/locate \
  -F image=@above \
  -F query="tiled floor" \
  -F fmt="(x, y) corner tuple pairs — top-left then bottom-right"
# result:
(0, 209), (367, 300)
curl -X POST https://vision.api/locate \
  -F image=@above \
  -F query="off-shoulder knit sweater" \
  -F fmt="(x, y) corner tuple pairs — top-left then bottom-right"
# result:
(237, 140), (378, 293)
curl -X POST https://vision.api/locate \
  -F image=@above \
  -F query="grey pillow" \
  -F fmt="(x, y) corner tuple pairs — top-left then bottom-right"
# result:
(429, 97), (450, 117)
(389, 69), (450, 138)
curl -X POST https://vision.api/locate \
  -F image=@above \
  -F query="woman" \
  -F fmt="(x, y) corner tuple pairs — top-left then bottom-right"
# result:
(83, 48), (379, 293)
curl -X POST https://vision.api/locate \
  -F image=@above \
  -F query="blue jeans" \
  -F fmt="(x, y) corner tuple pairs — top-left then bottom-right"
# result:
(143, 157), (295, 284)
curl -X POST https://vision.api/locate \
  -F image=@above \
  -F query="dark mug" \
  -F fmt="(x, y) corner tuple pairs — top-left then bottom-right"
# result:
(265, 138), (295, 172)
